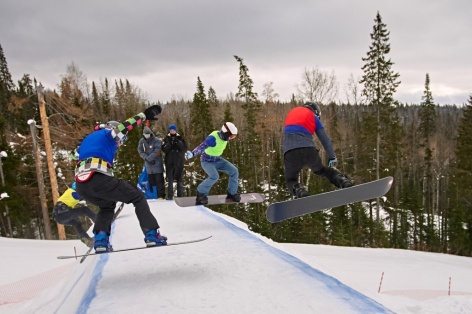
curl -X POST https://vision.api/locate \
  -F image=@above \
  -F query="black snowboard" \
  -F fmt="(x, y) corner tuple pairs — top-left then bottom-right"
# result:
(266, 177), (394, 223)
(58, 236), (212, 260)
(174, 193), (265, 207)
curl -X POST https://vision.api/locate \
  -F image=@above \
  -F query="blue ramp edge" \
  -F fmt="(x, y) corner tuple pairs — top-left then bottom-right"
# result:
(196, 206), (393, 314)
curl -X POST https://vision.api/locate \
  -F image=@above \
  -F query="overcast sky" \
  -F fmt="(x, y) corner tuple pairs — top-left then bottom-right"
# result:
(1, 0), (470, 105)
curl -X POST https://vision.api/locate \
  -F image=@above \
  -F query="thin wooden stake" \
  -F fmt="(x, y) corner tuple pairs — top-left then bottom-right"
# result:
(448, 277), (451, 296)
(378, 271), (384, 293)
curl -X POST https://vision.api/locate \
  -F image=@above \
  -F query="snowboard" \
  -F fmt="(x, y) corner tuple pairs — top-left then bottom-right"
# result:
(58, 236), (212, 260)
(113, 202), (126, 221)
(174, 193), (265, 207)
(266, 177), (394, 223)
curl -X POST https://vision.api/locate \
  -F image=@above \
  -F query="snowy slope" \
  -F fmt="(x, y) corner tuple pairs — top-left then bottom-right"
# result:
(1, 200), (471, 313)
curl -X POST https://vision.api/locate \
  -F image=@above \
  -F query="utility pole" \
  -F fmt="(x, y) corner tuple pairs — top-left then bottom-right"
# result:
(28, 120), (52, 239)
(36, 85), (66, 240)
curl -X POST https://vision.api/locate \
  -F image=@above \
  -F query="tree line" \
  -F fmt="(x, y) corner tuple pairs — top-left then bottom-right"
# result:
(0, 11), (471, 257)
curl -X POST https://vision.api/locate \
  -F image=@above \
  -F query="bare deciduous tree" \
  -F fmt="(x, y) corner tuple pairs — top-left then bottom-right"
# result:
(344, 73), (364, 105)
(62, 62), (90, 99)
(296, 67), (338, 103)
(262, 81), (279, 103)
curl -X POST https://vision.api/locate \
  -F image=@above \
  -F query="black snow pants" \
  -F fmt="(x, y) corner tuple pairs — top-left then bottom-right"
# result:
(76, 173), (159, 235)
(284, 147), (343, 195)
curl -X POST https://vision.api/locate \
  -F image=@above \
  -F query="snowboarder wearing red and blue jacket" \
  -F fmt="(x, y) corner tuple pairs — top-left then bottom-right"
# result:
(283, 102), (352, 198)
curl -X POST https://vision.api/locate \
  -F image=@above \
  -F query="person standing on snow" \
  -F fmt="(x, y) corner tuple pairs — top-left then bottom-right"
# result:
(162, 124), (187, 200)
(52, 182), (96, 247)
(138, 126), (166, 200)
(75, 105), (167, 253)
(185, 122), (240, 205)
(283, 102), (353, 198)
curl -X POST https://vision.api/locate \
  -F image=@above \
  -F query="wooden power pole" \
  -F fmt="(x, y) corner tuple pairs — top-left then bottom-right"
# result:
(36, 86), (66, 240)
(28, 120), (52, 239)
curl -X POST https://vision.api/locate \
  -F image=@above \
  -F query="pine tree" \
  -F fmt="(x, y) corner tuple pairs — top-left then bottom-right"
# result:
(0, 43), (15, 131)
(234, 55), (261, 138)
(448, 95), (472, 255)
(359, 11), (401, 235)
(91, 82), (101, 119)
(101, 78), (111, 119)
(190, 77), (213, 142)
(418, 73), (438, 249)
(207, 87), (219, 107)
(232, 56), (270, 232)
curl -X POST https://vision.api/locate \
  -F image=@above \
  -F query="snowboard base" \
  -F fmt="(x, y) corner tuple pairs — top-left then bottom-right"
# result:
(58, 236), (212, 260)
(174, 193), (264, 207)
(266, 177), (394, 223)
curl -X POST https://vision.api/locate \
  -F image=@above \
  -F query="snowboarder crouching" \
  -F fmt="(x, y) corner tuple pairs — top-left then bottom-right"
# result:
(53, 182), (96, 247)
(185, 122), (240, 205)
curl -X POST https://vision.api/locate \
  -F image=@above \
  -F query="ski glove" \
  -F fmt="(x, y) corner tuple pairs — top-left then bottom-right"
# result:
(185, 151), (193, 160)
(328, 158), (337, 168)
(143, 105), (162, 121)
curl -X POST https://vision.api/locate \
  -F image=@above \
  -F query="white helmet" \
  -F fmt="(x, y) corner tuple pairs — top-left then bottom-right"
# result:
(221, 122), (238, 135)
(106, 121), (120, 129)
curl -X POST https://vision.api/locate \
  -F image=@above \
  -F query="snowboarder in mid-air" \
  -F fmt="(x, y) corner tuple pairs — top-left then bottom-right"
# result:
(283, 102), (353, 198)
(75, 105), (167, 253)
(185, 122), (240, 205)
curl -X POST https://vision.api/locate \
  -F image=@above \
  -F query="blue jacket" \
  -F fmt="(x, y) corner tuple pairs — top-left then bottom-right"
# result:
(78, 129), (118, 165)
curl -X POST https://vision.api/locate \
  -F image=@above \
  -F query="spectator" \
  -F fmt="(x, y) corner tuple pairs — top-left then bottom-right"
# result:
(138, 126), (166, 200)
(162, 124), (187, 200)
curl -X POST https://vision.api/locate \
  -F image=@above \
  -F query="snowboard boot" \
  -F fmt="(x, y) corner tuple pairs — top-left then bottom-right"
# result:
(144, 229), (168, 247)
(93, 231), (113, 253)
(333, 172), (353, 189)
(195, 192), (208, 205)
(293, 183), (310, 199)
(226, 192), (241, 202)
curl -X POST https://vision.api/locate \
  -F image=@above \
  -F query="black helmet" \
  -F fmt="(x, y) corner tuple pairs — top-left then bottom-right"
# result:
(303, 102), (321, 118)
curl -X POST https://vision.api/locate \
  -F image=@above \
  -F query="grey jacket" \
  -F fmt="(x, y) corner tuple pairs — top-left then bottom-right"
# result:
(137, 132), (164, 174)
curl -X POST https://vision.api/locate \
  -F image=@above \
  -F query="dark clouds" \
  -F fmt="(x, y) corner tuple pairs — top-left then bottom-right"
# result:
(1, 0), (470, 104)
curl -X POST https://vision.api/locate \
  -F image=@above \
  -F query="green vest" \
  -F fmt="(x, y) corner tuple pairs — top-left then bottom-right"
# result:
(204, 131), (227, 157)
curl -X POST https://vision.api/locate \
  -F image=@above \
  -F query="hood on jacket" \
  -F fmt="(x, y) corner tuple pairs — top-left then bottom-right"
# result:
(143, 126), (154, 138)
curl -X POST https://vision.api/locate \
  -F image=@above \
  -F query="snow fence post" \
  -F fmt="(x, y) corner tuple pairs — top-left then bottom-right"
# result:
(448, 277), (451, 296)
(378, 272), (384, 293)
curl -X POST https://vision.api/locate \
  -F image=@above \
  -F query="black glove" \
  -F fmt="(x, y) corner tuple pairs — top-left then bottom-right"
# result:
(149, 160), (156, 165)
(143, 105), (162, 121)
